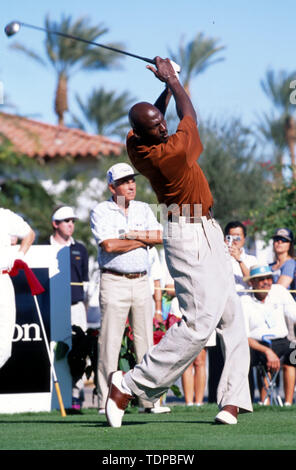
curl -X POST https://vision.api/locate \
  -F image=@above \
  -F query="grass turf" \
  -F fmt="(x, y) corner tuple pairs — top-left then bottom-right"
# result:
(0, 404), (295, 451)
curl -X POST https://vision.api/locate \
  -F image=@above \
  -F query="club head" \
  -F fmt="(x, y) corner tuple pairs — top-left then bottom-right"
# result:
(4, 21), (21, 37)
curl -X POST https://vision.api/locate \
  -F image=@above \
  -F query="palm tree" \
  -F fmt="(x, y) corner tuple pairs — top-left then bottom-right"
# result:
(75, 88), (135, 139)
(168, 32), (225, 96)
(10, 14), (125, 126)
(260, 69), (296, 179)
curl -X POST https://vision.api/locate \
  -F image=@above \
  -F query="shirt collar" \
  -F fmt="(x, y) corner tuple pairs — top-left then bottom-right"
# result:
(107, 196), (133, 211)
(50, 234), (75, 247)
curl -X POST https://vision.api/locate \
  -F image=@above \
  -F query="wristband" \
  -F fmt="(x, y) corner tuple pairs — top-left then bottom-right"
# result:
(155, 310), (162, 314)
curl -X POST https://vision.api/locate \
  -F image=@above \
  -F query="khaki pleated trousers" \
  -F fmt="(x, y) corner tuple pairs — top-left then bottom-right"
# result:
(125, 217), (253, 413)
(98, 273), (153, 409)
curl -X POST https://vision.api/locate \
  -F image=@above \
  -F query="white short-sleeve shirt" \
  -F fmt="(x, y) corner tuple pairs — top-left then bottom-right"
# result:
(90, 199), (162, 273)
(240, 284), (296, 341)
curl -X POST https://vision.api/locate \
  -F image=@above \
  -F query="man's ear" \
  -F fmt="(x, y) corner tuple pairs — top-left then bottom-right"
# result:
(132, 127), (142, 140)
(52, 221), (59, 230)
(108, 183), (116, 195)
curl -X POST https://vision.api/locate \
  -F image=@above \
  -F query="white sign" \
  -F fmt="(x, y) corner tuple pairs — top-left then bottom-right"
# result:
(0, 246), (72, 413)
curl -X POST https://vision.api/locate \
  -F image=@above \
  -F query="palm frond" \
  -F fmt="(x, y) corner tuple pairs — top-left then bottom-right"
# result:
(9, 43), (47, 67)
(169, 32), (225, 90)
(260, 68), (296, 113)
(44, 13), (125, 74)
(76, 87), (135, 138)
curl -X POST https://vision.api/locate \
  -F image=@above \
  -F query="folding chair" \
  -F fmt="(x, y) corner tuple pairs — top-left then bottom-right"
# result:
(256, 335), (283, 407)
(256, 363), (283, 406)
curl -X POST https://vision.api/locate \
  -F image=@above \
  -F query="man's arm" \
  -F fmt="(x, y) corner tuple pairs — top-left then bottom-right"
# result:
(19, 228), (35, 255)
(248, 337), (280, 371)
(125, 229), (163, 246)
(147, 56), (197, 122)
(154, 86), (172, 116)
(100, 238), (147, 254)
(228, 245), (251, 280)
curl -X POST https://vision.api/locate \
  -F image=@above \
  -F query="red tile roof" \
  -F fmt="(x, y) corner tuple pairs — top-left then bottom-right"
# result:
(0, 112), (123, 158)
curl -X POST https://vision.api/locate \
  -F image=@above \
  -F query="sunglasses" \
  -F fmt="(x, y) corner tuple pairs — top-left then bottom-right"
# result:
(60, 218), (75, 223)
(273, 237), (290, 243)
(256, 276), (273, 281)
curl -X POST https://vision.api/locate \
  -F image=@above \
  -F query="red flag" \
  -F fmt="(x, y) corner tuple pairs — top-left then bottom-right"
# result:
(9, 259), (45, 296)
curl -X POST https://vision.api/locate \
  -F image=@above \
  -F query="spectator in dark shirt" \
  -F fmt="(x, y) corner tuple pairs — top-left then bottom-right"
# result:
(49, 205), (89, 410)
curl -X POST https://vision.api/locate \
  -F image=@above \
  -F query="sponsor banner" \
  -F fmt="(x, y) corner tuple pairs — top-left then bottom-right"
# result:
(0, 268), (50, 394)
(0, 246), (72, 412)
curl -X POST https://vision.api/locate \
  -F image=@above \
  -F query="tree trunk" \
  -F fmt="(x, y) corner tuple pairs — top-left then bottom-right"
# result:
(273, 152), (284, 186)
(55, 73), (68, 126)
(285, 115), (296, 179)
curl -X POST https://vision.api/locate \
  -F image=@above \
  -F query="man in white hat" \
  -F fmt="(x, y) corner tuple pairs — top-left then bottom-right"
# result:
(90, 162), (164, 414)
(0, 208), (35, 369)
(50, 205), (89, 410)
(241, 265), (296, 405)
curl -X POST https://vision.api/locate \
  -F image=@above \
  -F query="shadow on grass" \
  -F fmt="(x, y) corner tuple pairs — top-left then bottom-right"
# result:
(0, 418), (214, 427)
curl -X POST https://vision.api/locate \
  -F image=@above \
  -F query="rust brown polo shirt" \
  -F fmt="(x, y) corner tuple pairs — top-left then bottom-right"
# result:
(126, 115), (213, 217)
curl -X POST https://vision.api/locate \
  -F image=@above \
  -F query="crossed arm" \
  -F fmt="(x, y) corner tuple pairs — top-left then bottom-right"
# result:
(100, 229), (163, 254)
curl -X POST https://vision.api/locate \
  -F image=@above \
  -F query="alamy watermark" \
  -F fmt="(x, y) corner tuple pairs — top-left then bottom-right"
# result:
(290, 80), (296, 105)
(104, 201), (206, 241)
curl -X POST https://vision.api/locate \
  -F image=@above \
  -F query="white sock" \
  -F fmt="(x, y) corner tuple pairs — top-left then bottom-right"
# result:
(121, 376), (132, 395)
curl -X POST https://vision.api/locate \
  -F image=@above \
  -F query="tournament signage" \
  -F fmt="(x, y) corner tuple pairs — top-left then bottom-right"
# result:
(0, 246), (72, 413)
(0, 268), (51, 395)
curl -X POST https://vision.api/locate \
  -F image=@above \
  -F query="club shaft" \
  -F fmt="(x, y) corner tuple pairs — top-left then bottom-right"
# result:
(20, 21), (155, 65)
(33, 296), (67, 417)
(33, 296), (56, 379)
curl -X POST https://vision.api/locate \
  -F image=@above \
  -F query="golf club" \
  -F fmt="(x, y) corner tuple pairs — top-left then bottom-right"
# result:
(5, 20), (181, 73)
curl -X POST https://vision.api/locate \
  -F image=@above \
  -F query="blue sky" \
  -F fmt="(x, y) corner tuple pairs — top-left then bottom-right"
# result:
(1, 0), (295, 140)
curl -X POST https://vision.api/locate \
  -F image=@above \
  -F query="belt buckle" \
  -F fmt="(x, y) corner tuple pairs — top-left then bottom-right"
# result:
(125, 273), (135, 279)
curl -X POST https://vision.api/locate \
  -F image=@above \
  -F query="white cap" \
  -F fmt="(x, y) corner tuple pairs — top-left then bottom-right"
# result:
(107, 163), (138, 185)
(52, 206), (78, 221)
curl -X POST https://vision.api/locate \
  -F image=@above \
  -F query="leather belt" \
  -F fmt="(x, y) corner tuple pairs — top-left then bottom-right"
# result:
(101, 268), (147, 279)
(168, 213), (212, 223)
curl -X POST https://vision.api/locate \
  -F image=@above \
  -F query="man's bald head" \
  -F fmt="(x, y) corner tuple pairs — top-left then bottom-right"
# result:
(128, 102), (169, 144)
(128, 102), (158, 129)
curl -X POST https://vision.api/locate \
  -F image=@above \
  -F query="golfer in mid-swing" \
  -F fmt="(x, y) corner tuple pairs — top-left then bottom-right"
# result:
(105, 56), (253, 427)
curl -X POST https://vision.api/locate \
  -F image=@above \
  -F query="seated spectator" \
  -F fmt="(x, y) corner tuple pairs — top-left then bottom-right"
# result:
(224, 221), (257, 293)
(241, 265), (296, 405)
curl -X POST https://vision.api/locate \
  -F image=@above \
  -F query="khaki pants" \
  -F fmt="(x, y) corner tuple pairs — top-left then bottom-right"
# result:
(0, 274), (16, 369)
(98, 273), (153, 408)
(125, 217), (253, 413)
